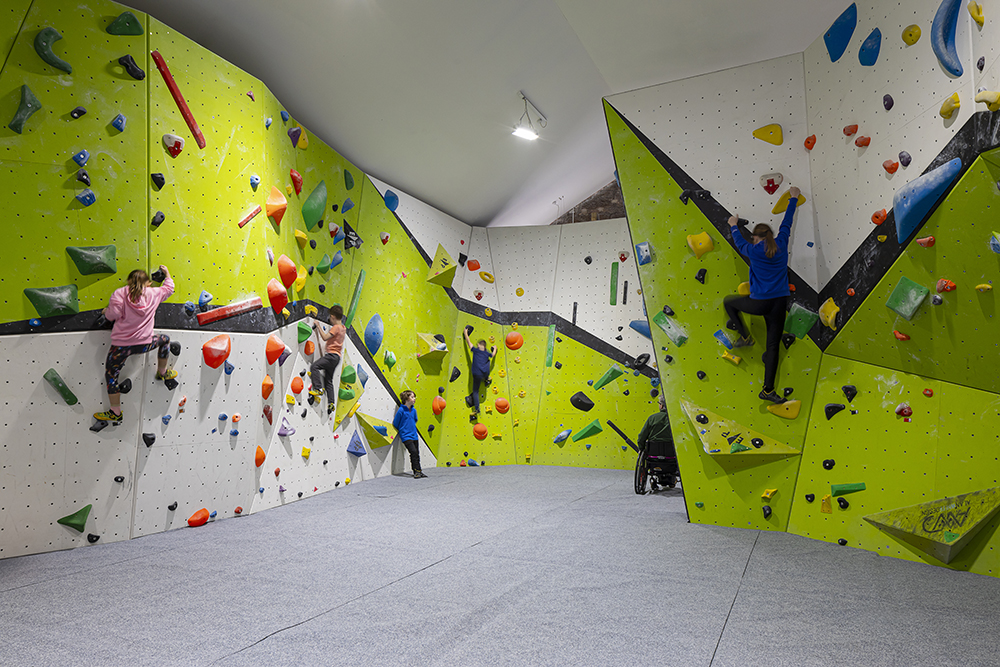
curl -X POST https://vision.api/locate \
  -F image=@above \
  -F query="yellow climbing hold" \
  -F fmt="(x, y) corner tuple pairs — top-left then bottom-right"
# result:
(484, 308), (492, 317)
(737, 282), (751, 296)
(294, 230), (308, 248)
(281, 307), (290, 318)
(969, 1), (985, 28)
(687, 231), (714, 259)
(304, 305), (318, 316)
(515, 356), (521, 364)
(762, 488), (778, 501)
(296, 126), (309, 149)
(976, 283), (993, 292)
(766, 400), (801, 419)
(301, 446), (311, 459)
(518, 390), (526, 398)
(721, 350), (741, 365)
(940, 92), (961, 119)
(819, 297), (840, 330)
(285, 394), (295, 405)
(975, 90), (1000, 112)
(479, 271), (495, 284)
(511, 322), (518, 330)
(877, 235), (887, 242)
(752, 123), (783, 146)
(286, 185), (294, 196)
(902, 24), (921, 45)
(294, 265), (307, 293)
(498, 369), (506, 378)
(492, 386), (499, 394)
(772, 190), (807, 214)
(821, 494), (832, 514)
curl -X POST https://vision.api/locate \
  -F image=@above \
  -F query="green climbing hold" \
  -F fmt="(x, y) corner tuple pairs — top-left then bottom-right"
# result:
(34, 27), (72, 73)
(784, 302), (819, 339)
(338, 387), (356, 401)
(831, 482), (867, 497)
(610, 262), (619, 306)
(317, 254), (332, 274)
(593, 365), (624, 390)
(694, 501), (705, 508)
(545, 324), (555, 367)
(344, 170), (355, 191)
(8, 85), (42, 134)
(886, 277), (929, 321)
(57, 503), (92, 533)
(384, 350), (396, 370)
(24, 284), (79, 318)
(340, 365), (357, 384)
(43, 368), (78, 405)
(345, 269), (365, 328)
(302, 180), (328, 231)
(66, 245), (117, 275)
(730, 442), (752, 453)
(943, 531), (961, 543)
(297, 321), (312, 344)
(107, 11), (144, 35)
(651, 311), (688, 346)
(571, 419), (604, 442)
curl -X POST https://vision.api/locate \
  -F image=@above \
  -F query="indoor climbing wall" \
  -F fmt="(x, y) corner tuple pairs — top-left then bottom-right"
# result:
(459, 227), (501, 310)
(487, 225), (561, 312)
(605, 54), (819, 289)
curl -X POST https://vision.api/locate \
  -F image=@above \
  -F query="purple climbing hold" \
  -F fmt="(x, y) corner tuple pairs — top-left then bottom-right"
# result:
(287, 127), (302, 147)
(899, 151), (912, 167)
(883, 94), (894, 111)
(278, 485), (286, 493)
(278, 417), (295, 437)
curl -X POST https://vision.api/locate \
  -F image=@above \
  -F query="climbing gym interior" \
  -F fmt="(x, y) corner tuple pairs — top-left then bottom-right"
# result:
(3, 0), (1000, 664)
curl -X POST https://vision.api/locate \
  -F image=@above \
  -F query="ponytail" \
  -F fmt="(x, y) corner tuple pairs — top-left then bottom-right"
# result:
(126, 269), (149, 303)
(752, 224), (778, 259)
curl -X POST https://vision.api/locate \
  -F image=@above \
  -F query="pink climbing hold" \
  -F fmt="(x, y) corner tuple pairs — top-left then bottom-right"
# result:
(247, 91), (254, 101)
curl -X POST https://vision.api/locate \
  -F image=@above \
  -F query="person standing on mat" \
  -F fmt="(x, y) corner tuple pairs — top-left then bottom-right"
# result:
(94, 266), (176, 425)
(309, 304), (346, 415)
(463, 326), (496, 418)
(725, 185), (800, 404)
(393, 390), (425, 478)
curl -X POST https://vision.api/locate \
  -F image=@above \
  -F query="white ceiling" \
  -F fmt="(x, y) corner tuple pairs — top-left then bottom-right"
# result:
(123, 0), (845, 227)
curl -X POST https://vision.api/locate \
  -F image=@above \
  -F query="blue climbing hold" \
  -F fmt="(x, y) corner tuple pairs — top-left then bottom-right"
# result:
(259, 487), (264, 493)
(229, 429), (238, 436)
(209, 510), (217, 518)
(184, 301), (196, 315)
(342, 198), (354, 214)
(893, 158), (962, 243)
(931, 0), (964, 77)
(374, 425), (388, 437)
(224, 360), (235, 375)
(364, 313), (384, 355)
(651, 378), (660, 387)
(75, 189), (96, 206)
(347, 431), (366, 457)
(553, 429), (572, 443)
(330, 250), (343, 269)
(824, 3), (857, 63)
(250, 174), (260, 190)
(162, 414), (171, 425)
(332, 229), (346, 245)
(357, 365), (369, 388)
(989, 234), (1000, 254)
(29, 318), (41, 327)
(468, 459), (479, 467)
(265, 117), (272, 129)
(111, 113), (127, 131)
(858, 28), (881, 66)
(280, 110), (289, 122)
(628, 320), (651, 339)
(72, 149), (90, 167)
(199, 290), (213, 307)
(384, 190), (399, 212)
(219, 413), (228, 421)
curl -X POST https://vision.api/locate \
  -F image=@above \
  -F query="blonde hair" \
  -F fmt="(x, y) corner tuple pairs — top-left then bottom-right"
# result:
(752, 224), (778, 259)
(126, 269), (149, 303)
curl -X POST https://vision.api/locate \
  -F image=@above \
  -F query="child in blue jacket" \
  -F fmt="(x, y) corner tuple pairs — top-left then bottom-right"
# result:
(393, 390), (425, 478)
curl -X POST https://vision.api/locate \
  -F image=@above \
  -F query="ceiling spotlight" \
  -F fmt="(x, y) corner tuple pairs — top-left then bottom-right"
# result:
(513, 92), (546, 141)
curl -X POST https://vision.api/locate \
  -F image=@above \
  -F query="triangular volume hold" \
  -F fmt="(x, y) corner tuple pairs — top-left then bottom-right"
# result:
(679, 399), (801, 456)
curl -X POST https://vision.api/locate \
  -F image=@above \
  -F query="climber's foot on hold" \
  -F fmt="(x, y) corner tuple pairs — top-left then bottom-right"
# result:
(156, 369), (178, 382)
(465, 395), (473, 408)
(733, 335), (754, 348)
(759, 389), (786, 404)
(308, 387), (323, 397)
(93, 409), (123, 424)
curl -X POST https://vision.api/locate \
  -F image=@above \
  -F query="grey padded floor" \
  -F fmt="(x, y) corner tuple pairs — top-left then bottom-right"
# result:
(2, 465), (999, 666)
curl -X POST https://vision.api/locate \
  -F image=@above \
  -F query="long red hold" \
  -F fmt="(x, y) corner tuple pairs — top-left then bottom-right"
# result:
(151, 50), (206, 149)
(196, 296), (262, 326)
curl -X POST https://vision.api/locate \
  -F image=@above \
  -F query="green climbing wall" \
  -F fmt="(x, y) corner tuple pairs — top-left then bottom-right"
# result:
(827, 152), (1000, 394)
(606, 100), (822, 530)
(499, 324), (547, 465)
(0, 0), (149, 323)
(0, 1), (32, 66)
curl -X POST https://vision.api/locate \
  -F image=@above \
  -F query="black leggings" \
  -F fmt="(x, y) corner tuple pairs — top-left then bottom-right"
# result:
(723, 295), (787, 391)
(468, 374), (486, 412)
(403, 439), (421, 472)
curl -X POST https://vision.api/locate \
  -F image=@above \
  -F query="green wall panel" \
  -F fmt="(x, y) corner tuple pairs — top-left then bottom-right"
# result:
(499, 324), (547, 466)
(827, 154), (1000, 393)
(0, 0), (32, 70)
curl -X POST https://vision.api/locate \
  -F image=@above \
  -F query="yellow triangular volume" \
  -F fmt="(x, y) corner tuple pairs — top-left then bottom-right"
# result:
(752, 123), (783, 146)
(426, 244), (457, 287)
(357, 412), (397, 448)
(679, 399), (801, 456)
(863, 486), (1000, 564)
(772, 190), (807, 214)
(416, 332), (448, 360)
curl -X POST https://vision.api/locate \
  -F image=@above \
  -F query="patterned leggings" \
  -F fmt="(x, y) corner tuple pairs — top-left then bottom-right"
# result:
(105, 334), (170, 394)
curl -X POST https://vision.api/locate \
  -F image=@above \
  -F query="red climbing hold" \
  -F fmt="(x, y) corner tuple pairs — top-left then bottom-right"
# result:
(843, 124), (858, 136)
(202, 334), (231, 369)
(274, 467), (280, 477)
(187, 508), (210, 527)
(267, 279), (288, 314)
(266, 334), (285, 364)
(936, 279), (956, 293)
(923, 388), (934, 397)
(855, 136), (871, 147)
(235, 506), (243, 514)
(893, 330), (910, 341)
(276, 254), (296, 288)
(883, 160), (899, 174)
(262, 405), (273, 425)
(917, 236), (935, 248)
(290, 169), (303, 195)
(895, 403), (913, 417)
(804, 134), (816, 150)
(846, 288), (856, 296)
(467, 259), (481, 271)
(871, 209), (887, 225)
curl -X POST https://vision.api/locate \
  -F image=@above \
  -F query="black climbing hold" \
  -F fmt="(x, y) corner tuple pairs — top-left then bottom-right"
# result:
(618, 326), (623, 332)
(151, 211), (165, 228)
(842, 384), (857, 402)
(433, 333), (447, 344)
(726, 319), (738, 331)
(332, 204), (339, 212)
(119, 378), (132, 394)
(151, 270), (165, 283)
(584, 256), (592, 264)
(554, 362), (562, 370)
(837, 538), (847, 546)
(633, 352), (650, 368)
(697, 370), (707, 380)
(87, 533), (100, 543)
(164, 378), (178, 391)
(464, 451), (469, 457)
(70, 106), (87, 119)
(307, 395), (315, 406)
(650, 389), (659, 398)
(309, 240), (316, 249)
(695, 269), (707, 284)
(978, 56), (986, 71)
(751, 437), (764, 448)
(318, 285), (325, 293)
(438, 386), (445, 394)
(90, 420), (108, 432)
(309, 436), (315, 442)
(805, 494), (815, 502)
(932, 294), (943, 305)
(323, 460), (328, 465)
(623, 390), (630, 396)
(696, 414), (709, 424)
(114, 475), (124, 483)
(663, 355), (673, 363)
(167, 502), (177, 511)
(76, 168), (90, 186)
(427, 424), (434, 433)
(307, 266), (314, 275)
(822, 459), (836, 470)
(298, 492), (303, 498)
(615, 335), (623, 341)
(556, 337), (562, 342)
(117, 53), (145, 80)
(151, 173), (165, 189)
(837, 497), (849, 509)
(762, 505), (772, 519)
(446, 462), (452, 467)
(450, 367), (461, 382)
(783, 387), (794, 398)
(169, 341), (181, 355)
(301, 409), (307, 418)
(781, 333), (796, 349)
(679, 189), (692, 204)
(662, 305), (674, 316)
(464, 325), (474, 335)
(458, 253), (467, 266)
(142, 433), (155, 447)
(335, 481), (340, 487)
(299, 370), (307, 376)
(825, 403), (846, 420)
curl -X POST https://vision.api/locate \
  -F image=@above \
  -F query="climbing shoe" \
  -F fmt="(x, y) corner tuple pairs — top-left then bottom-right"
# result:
(733, 335), (754, 348)
(327, 403), (336, 416)
(413, 470), (427, 479)
(469, 412), (478, 422)
(308, 387), (324, 397)
(93, 410), (123, 424)
(156, 369), (178, 381)
(484, 377), (492, 388)
(465, 395), (473, 408)
(759, 389), (786, 404)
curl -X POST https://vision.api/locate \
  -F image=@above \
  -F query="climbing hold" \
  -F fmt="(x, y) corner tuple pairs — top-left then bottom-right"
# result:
(265, 335), (285, 366)
(772, 189), (805, 214)
(384, 350), (396, 370)
(75, 189), (96, 207)
(931, 0), (964, 76)
(932, 293), (944, 306)
(202, 334), (231, 369)
(939, 93), (961, 119)
(431, 396), (447, 416)
(924, 388), (934, 397)
(198, 290), (213, 308)
(505, 331), (523, 350)
(858, 28), (882, 66)
(163, 133), (184, 157)
(721, 350), (741, 365)
(978, 56), (986, 72)
(936, 278), (957, 293)
(450, 367), (461, 383)
(805, 494), (815, 503)
(823, 459), (836, 470)
(883, 160), (899, 174)
(762, 505), (772, 519)
(266, 279), (288, 315)
(819, 298), (840, 330)
(479, 271), (495, 284)
(695, 268), (707, 284)
(553, 429), (572, 444)
(473, 423), (488, 440)
(593, 365), (624, 390)
(141, 432), (156, 448)
(917, 236), (936, 248)
(34, 27), (72, 74)
(696, 370), (707, 380)
(107, 11), (143, 34)
(467, 259), (482, 272)
(752, 123), (783, 145)
(66, 246), (117, 275)
(902, 24), (921, 45)
(854, 135), (871, 147)
(117, 53), (145, 80)
(871, 209), (887, 225)
(570, 392), (595, 412)
(187, 508), (210, 527)
(70, 106), (87, 120)
(293, 230), (308, 249)
(883, 94), (894, 111)
(43, 369), (78, 405)
(804, 135), (816, 150)
(836, 497), (850, 511)
(495, 398), (510, 414)
(843, 385), (858, 402)
(894, 158), (962, 242)
(781, 333), (796, 350)
(825, 404), (845, 420)
(287, 127), (302, 147)
(784, 303), (819, 339)
(266, 187), (288, 225)
(782, 388), (794, 398)
(380, 232), (390, 245)
(969, 1), (985, 28)
(150, 173), (166, 191)
(846, 288), (856, 296)
(111, 112), (127, 132)
(302, 181), (328, 231)
(899, 151), (912, 167)
(975, 90), (1000, 112)
(57, 504), (92, 533)
(760, 173), (783, 195)
(24, 285), (79, 318)
(290, 377), (304, 395)
(384, 190), (399, 211)
(276, 254), (297, 288)
(767, 400), (801, 419)
(277, 417), (295, 437)
(893, 330), (911, 341)
(837, 538), (848, 546)
(976, 283), (993, 292)
(571, 419), (604, 442)
(635, 241), (652, 266)
(843, 124), (858, 136)
(150, 211), (166, 228)
(287, 169), (303, 196)
(824, 3), (858, 62)
(365, 314), (384, 355)
(687, 231), (714, 258)
(76, 168), (90, 187)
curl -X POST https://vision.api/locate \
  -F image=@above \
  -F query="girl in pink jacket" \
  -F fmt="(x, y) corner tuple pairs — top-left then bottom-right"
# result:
(93, 266), (177, 424)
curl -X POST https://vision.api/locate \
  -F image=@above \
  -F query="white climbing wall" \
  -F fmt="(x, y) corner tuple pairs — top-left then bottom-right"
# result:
(459, 226), (501, 310)
(606, 54), (819, 289)
(551, 218), (655, 360)
(802, 0), (977, 285)
(0, 331), (144, 557)
(487, 224), (561, 312)
(974, 5), (1000, 89)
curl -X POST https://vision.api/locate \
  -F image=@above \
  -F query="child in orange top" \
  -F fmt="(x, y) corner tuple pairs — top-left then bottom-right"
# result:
(309, 304), (346, 414)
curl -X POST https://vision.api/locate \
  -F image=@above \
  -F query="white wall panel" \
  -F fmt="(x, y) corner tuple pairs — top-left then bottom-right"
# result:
(487, 224), (560, 312)
(458, 227), (500, 309)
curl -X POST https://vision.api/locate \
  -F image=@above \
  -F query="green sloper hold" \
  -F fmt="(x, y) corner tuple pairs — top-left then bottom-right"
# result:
(302, 180), (328, 231)
(340, 365), (357, 384)
(545, 324), (555, 367)
(345, 270), (365, 329)
(9, 85), (42, 134)
(831, 482), (866, 497)
(317, 254), (332, 274)
(593, 365), (624, 390)
(652, 311), (687, 346)
(571, 419), (604, 442)
(107, 11), (144, 35)
(338, 387), (356, 401)
(43, 368), (78, 405)
(297, 321), (312, 344)
(57, 503), (92, 533)
(784, 302), (819, 339)
(66, 245), (117, 275)
(344, 170), (355, 191)
(384, 350), (396, 370)
(34, 27), (72, 74)
(24, 284), (79, 318)
(886, 277), (929, 321)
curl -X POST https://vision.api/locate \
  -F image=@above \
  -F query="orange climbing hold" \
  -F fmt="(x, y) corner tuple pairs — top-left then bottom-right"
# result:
(291, 377), (304, 394)
(473, 423), (488, 440)
(202, 334), (231, 369)
(304, 340), (315, 356)
(893, 330), (910, 341)
(505, 331), (523, 350)
(290, 168), (303, 195)
(917, 236), (935, 248)
(267, 278), (288, 314)
(871, 209), (887, 225)
(467, 259), (481, 271)
(495, 397), (510, 414)
(266, 334), (284, 364)
(883, 160), (899, 174)
(276, 254), (296, 288)
(187, 508), (210, 527)
(262, 375), (274, 399)
(255, 445), (266, 467)
(266, 186), (287, 225)
(432, 395), (447, 415)
(804, 134), (816, 150)
(855, 135), (871, 147)
(843, 124), (858, 136)
(846, 288), (856, 296)
(936, 279), (956, 293)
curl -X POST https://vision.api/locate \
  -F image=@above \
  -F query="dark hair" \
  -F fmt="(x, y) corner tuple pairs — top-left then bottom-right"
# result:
(752, 224), (778, 258)
(330, 304), (344, 321)
(400, 390), (415, 403)
(477, 340), (487, 348)
(127, 269), (149, 303)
